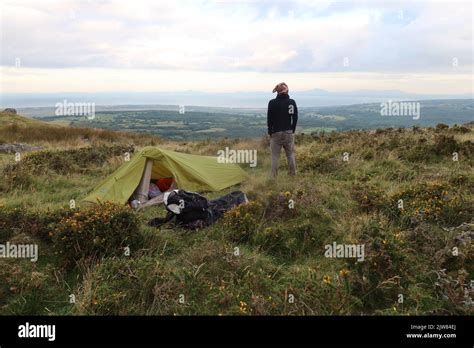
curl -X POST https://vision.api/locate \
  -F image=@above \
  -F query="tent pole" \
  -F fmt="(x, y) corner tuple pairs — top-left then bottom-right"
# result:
(135, 158), (153, 202)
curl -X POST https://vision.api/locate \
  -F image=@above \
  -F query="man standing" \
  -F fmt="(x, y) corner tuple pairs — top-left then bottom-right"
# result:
(267, 82), (298, 178)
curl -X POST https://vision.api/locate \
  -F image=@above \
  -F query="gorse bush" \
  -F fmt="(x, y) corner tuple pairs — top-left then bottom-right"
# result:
(0, 207), (71, 242)
(0, 204), (142, 267)
(1, 165), (34, 192)
(432, 135), (459, 156)
(387, 182), (472, 226)
(221, 201), (264, 242)
(52, 202), (142, 267)
(449, 125), (471, 133)
(435, 123), (449, 131)
(297, 151), (341, 173)
(351, 184), (385, 213)
(263, 191), (299, 220)
(221, 190), (334, 259)
(345, 215), (410, 311)
(400, 135), (474, 163)
(253, 220), (332, 259)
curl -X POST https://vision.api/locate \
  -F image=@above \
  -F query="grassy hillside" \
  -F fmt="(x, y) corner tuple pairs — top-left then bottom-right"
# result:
(0, 110), (162, 149)
(0, 115), (473, 315)
(0, 110), (56, 127)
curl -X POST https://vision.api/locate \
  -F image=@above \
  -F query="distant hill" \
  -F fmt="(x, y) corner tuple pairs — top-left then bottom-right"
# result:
(299, 99), (474, 131)
(2, 89), (472, 108)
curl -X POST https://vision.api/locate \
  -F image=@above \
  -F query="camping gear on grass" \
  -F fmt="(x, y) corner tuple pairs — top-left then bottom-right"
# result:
(148, 189), (248, 230)
(82, 146), (248, 207)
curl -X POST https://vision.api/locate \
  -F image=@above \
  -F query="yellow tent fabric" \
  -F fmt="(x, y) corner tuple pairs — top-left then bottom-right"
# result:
(82, 146), (248, 204)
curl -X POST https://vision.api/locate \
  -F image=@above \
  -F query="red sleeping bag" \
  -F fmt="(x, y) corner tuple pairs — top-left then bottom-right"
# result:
(156, 177), (173, 192)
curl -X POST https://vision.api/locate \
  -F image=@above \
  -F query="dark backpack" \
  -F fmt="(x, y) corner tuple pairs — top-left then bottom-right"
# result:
(149, 190), (248, 230)
(164, 190), (209, 225)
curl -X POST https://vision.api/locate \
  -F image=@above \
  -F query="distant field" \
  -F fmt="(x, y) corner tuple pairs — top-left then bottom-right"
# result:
(31, 99), (474, 140)
(298, 127), (337, 133)
(195, 127), (226, 133)
(41, 109), (268, 140)
(304, 113), (346, 121)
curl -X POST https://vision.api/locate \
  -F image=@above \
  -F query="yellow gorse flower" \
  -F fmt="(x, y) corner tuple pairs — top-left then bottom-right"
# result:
(339, 269), (350, 277)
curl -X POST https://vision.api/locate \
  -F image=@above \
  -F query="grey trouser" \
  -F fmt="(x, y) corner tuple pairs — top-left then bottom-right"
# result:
(270, 130), (296, 178)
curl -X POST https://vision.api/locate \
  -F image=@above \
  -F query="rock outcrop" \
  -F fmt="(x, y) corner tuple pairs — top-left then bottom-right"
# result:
(0, 143), (43, 153)
(3, 108), (17, 114)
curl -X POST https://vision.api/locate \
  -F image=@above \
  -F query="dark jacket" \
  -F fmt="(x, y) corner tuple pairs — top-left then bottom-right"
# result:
(267, 93), (298, 135)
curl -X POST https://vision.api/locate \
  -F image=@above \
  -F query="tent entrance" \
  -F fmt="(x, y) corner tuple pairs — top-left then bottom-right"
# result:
(132, 158), (176, 209)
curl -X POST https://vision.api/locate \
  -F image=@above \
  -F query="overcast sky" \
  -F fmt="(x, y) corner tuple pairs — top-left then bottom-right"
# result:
(1, 0), (472, 94)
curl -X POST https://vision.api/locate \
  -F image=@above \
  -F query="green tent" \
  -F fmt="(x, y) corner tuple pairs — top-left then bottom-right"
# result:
(83, 146), (248, 204)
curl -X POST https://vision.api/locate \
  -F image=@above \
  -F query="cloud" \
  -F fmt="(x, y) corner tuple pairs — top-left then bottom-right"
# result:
(1, 0), (471, 74)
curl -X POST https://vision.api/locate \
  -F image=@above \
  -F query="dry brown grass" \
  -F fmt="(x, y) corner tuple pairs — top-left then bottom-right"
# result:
(0, 122), (162, 149)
